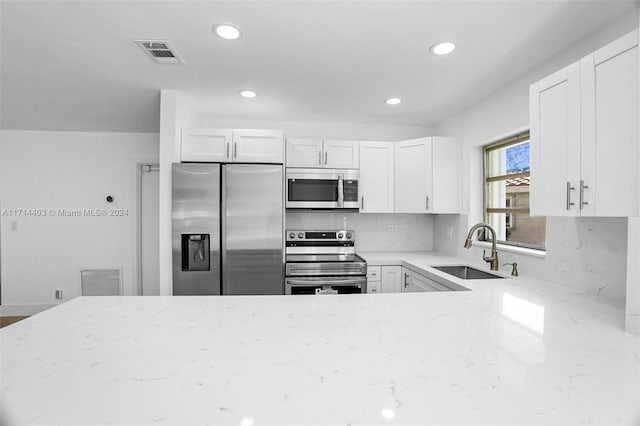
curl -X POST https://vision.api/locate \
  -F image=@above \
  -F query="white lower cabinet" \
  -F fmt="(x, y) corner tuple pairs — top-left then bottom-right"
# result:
(366, 266), (381, 293)
(367, 265), (401, 293)
(380, 266), (402, 293)
(367, 282), (381, 293)
(401, 267), (451, 292)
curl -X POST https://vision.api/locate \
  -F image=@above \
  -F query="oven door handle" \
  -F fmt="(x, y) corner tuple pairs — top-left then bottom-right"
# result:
(286, 278), (366, 286)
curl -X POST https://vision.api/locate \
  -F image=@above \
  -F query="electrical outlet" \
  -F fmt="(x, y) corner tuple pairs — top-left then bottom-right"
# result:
(387, 224), (398, 234)
(447, 227), (454, 239)
(55, 289), (63, 300)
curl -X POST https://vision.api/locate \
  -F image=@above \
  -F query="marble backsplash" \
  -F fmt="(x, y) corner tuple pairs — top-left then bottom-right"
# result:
(285, 212), (434, 252)
(433, 214), (629, 307)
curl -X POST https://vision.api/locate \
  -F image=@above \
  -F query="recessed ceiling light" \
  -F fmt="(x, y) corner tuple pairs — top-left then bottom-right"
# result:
(240, 90), (257, 98)
(385, 97), (402, 105)
(430, 42), (456, 55)
(214, 24), (242, 40)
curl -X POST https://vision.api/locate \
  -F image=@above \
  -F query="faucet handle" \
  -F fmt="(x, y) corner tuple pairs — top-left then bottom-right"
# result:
(482, 250), (492, 262)
(503, 262), (518, 277)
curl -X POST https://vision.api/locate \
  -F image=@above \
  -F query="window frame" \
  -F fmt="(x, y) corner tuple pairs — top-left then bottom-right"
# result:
(482, 131), (546, 251)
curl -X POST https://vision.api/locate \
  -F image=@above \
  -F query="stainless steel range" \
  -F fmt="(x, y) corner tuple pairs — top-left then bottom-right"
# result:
(285, 230), (367, 295)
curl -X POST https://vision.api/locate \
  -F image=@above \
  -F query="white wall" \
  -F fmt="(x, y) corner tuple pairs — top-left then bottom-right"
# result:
(199, 117), (433, 141)
(0, 130), (159, 314)
(433, 11), (638, 308)
(626, 11), (640, 335)
(286, 212), (433, 252)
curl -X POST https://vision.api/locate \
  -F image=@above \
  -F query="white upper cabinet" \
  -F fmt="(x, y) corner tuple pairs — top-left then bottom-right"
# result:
(232, 129), (284, 164)
(530, 29), (638, 217)
(395, 137), (462, 214)
(181, 128), (232, 162)
(181, 129), (283, 164)
(431, 137), (463, 214)
(395, 138), (430, 213)
(580, 30), (638, 216)
(286, 139), (323, 167)
(359, 141), (394, 213)
(323, 140), (359, 169)
(530, 64), (581, 217)
(286, 139), (359, 169)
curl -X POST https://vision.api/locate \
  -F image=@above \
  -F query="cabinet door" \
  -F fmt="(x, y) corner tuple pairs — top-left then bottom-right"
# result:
(232, 129), (284, 164)
(286, 139), (323, 168)
(529, 63), (581, 217)
(395, 138), (429, 213)
(359, 142), (394, 213)
(580, 30), (638, 216)
(380, 266), (402, 293)
(181, 128), (231, 162)
(412, 272), (452, 291)
(323, 140), (360, 169)
(431, 137), (462, 213)
(402, 270), (430, 292)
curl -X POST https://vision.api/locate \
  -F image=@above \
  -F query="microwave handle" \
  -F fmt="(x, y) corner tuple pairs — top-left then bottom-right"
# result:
(337, 175), (344, 207)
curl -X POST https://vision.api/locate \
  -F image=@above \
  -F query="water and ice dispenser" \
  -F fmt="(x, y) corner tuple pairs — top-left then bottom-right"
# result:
(181, 234), (210, 271)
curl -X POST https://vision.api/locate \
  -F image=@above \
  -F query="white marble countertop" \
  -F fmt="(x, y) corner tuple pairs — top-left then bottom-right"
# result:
(2, 252), (640, 425)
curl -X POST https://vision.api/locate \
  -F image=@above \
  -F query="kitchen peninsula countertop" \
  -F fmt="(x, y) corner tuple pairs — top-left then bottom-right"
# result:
(2, 252), (639, 425)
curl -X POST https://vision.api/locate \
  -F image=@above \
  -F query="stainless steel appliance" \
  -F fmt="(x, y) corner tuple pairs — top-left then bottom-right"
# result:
(172, 163), (284, 295)
(285, 230), (367, 294)
(285, 169), (359, 210)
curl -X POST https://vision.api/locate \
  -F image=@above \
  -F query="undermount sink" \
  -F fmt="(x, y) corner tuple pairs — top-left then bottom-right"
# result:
(432, 265), (504, 280)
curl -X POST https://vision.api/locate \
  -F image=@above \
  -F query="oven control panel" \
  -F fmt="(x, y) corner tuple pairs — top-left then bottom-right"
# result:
(286, 229), (354, 242)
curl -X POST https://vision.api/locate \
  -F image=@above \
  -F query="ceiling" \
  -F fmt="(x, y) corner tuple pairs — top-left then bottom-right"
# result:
(1, 0), (637, 133)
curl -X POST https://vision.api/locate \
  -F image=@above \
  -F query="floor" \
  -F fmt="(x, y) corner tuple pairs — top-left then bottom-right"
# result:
(0, 316), (28, 328)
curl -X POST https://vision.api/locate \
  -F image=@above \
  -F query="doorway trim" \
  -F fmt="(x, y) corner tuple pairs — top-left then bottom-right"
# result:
(136, 163), (160, 296)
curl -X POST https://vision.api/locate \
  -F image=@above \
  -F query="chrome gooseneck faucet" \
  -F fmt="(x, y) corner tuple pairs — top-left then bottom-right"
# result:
(464, 223), (499, 271)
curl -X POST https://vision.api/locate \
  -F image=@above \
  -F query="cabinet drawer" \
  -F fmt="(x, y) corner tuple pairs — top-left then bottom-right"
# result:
(367, 282), (380, 294)
(367, 266), (381, 282)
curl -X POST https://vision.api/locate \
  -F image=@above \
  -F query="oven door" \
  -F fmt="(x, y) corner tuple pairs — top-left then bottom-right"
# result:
(285, 258), (366, 276)
(285, 276), (367, 295)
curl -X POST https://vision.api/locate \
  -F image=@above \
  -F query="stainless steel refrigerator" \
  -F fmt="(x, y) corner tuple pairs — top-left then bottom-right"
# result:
(172, 163), (284, 295)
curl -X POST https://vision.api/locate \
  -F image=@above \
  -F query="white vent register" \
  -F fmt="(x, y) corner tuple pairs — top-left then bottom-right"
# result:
(81, 269), (122, 296)
(135, 40), (184, 65)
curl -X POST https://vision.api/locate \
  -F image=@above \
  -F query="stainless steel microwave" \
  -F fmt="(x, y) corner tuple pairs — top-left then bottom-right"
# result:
(286, 169), (359, 210)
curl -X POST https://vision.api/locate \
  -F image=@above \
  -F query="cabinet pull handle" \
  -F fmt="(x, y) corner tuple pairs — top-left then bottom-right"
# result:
(324, 151), (328, 165)
(566, 182), (576, 210)
(318, 151), (322, 166)
(404, 273), (409, 288)
(234, 142), (237, 159)
(426, 196), (430, 211)
(361, 196), (364, 210)
(580, 180), (589, 209)
(226, 143), (230, 159)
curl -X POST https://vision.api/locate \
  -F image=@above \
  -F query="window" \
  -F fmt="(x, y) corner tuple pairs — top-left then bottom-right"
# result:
(483, 132), (546, 251)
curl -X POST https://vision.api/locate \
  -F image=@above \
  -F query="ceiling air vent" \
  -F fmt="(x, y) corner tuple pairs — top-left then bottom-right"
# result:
(135, 40), (184, 65)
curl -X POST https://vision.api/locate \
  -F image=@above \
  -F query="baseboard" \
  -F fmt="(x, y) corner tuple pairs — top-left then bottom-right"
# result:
(626, 314), (640, 336)
(0, 303), (56, 316)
